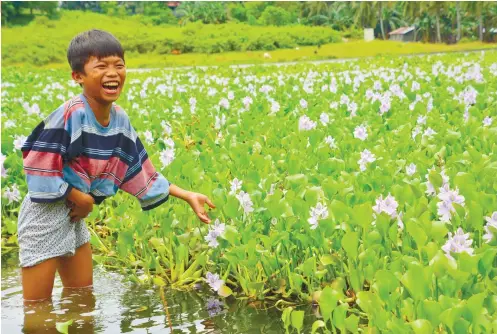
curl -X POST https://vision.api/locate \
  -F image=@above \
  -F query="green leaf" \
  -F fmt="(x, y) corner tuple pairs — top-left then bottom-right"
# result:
(374, 270), (399, 302)
(305, 186), (325, 204)
(466, 292), (486, 322)
(282, 307), (293, 333)
(285, 174), (308, 189)
(302, 257), (316, 277)
(351, 202), (373, 228)
(153, 276), (166, 287)
(318, 286), (338, 324)
(320, 254), (335, 266)
(56, 320), (73, 334)
(418, 300), (442, 328)
(401, 264), (428, 301)
(330, 200), (350, 221)
(332, 303), (348, 330)
(428, 170), (443, 189)
(478, 249), (497, 276)
(467, 201), (483, 230)
(439, 303), (466, 332)
(322, 177), (340, 198)
(247, 282), (264, 294)
(222, 225), (239, 245)
(311, 320), (326, 334)
(342, 231), (359, 260)
(356, 291), (381, 315)
(344, 314), (359, 334)
(291, 310), (305, 333)
(224, 195), (240, 217)
(406, 219), (428, 247)
(410, 319), (433, 334)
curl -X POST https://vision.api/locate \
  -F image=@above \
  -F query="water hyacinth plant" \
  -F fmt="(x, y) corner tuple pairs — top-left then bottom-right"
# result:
(2, 50), (497, 332)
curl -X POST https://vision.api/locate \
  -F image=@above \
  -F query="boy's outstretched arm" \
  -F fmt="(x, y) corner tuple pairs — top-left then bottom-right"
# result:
(169, 184), (216, 224)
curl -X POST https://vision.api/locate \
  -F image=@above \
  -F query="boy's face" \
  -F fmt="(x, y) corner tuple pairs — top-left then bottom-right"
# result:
(72, 55), (126, 105)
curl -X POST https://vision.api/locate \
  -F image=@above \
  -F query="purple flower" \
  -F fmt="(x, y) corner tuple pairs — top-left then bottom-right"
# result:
(442, 227), (474, 261)
(205, 272), (224, 292)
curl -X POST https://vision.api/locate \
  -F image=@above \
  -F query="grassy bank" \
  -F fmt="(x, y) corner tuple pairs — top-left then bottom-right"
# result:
(7, 40), (497, 70)
(1, 10), (340, 67)
(2, 10), (496, 69)
(123, 40), (496, 68)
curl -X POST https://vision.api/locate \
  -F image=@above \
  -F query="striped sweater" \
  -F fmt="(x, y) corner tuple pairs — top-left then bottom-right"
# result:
(21, 94), (171, 211)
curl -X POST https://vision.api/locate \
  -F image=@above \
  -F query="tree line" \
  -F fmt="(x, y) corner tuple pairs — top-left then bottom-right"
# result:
(2, 1), (497, 43)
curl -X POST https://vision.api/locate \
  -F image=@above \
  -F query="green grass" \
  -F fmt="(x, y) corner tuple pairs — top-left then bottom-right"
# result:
(18, 40), (495, 70)
(124, 40), (497, 68)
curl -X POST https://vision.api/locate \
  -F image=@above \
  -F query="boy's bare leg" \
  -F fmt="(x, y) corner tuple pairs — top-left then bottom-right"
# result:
(57, 242), (93, 288)
(22, 258), (58, 302)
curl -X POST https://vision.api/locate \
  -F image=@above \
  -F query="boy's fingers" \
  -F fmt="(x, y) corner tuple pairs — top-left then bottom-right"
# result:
(199, 211), (210, 224)
(206, 198), (216, 209)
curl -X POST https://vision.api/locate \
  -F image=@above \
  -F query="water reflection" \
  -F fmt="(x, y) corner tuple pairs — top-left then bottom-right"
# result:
(2, 252), (295, 333)
(23, 287), (96, 333)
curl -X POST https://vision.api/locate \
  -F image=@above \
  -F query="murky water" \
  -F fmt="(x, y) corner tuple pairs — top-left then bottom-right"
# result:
(1, 252), (298, 333)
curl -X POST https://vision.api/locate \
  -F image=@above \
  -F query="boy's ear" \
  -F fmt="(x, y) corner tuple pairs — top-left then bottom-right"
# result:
(71, 71), (85, 85)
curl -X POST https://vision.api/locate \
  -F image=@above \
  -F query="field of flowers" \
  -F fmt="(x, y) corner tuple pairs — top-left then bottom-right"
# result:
(2, 51), (497, 333)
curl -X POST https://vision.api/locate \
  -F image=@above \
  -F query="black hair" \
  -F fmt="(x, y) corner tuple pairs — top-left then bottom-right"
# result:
(67, 29), (125, 73)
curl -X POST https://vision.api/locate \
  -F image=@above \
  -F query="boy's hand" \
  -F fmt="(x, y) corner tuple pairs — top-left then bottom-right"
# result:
(185, 192), (216, 224)
(66, 191), (95, 222)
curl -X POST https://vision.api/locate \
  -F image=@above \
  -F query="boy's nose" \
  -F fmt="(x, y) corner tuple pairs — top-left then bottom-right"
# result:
(106, 70), (118, 77)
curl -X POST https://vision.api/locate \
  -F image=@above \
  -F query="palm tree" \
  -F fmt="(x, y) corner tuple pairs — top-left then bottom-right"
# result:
(352, 1), (378, 30)
(464, 1), (491, 42)
(195, 2), (226, 24)
(327, 2), (354, 31)
(488, 3), (497, 40)
(176, 1), (196, 26)
(378, 2), (387, 40)
(423, 2), (447, 43)
(302, 1), (329, 19)
(353, 2), (393, 39)
(417, 12), (435, 42)
(382, 4), (405, 35)
(402, 1), (422, 41)
(456, 1), (461, 42)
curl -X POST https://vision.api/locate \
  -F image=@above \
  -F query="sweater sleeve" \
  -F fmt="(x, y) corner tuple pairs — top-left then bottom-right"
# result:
(119, 126), (171, 211)
(21, 105), (81, 203)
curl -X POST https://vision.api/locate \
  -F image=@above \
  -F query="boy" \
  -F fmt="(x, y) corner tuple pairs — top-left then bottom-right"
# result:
(19, 29), (216, 302)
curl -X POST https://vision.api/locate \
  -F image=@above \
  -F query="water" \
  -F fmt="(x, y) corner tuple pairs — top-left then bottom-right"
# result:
(1, 252), (291, 333)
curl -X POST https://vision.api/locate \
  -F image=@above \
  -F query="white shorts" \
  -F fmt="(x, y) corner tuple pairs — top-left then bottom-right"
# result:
(17, 195), (91, 268)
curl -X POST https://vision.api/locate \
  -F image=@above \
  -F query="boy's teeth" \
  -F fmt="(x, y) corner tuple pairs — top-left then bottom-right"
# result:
(103, 82), (119, 88)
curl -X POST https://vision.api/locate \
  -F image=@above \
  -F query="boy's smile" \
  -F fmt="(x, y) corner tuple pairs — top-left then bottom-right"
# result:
(72, 55), (126, 105)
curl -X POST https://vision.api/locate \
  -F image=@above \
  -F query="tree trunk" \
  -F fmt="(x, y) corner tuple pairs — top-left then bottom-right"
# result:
(479, 14), (483, 42)
(456, 1), (461, 42)
(379, 3), (385, 40)
(436, 13), (441, 43)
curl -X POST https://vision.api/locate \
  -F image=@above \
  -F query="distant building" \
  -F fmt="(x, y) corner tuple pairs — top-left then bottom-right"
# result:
(167, 1), (180, 9)
(389, 27), (415, 42)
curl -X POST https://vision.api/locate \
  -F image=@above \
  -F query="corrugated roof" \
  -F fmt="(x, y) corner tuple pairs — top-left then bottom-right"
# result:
(389, 27), (415, 35)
